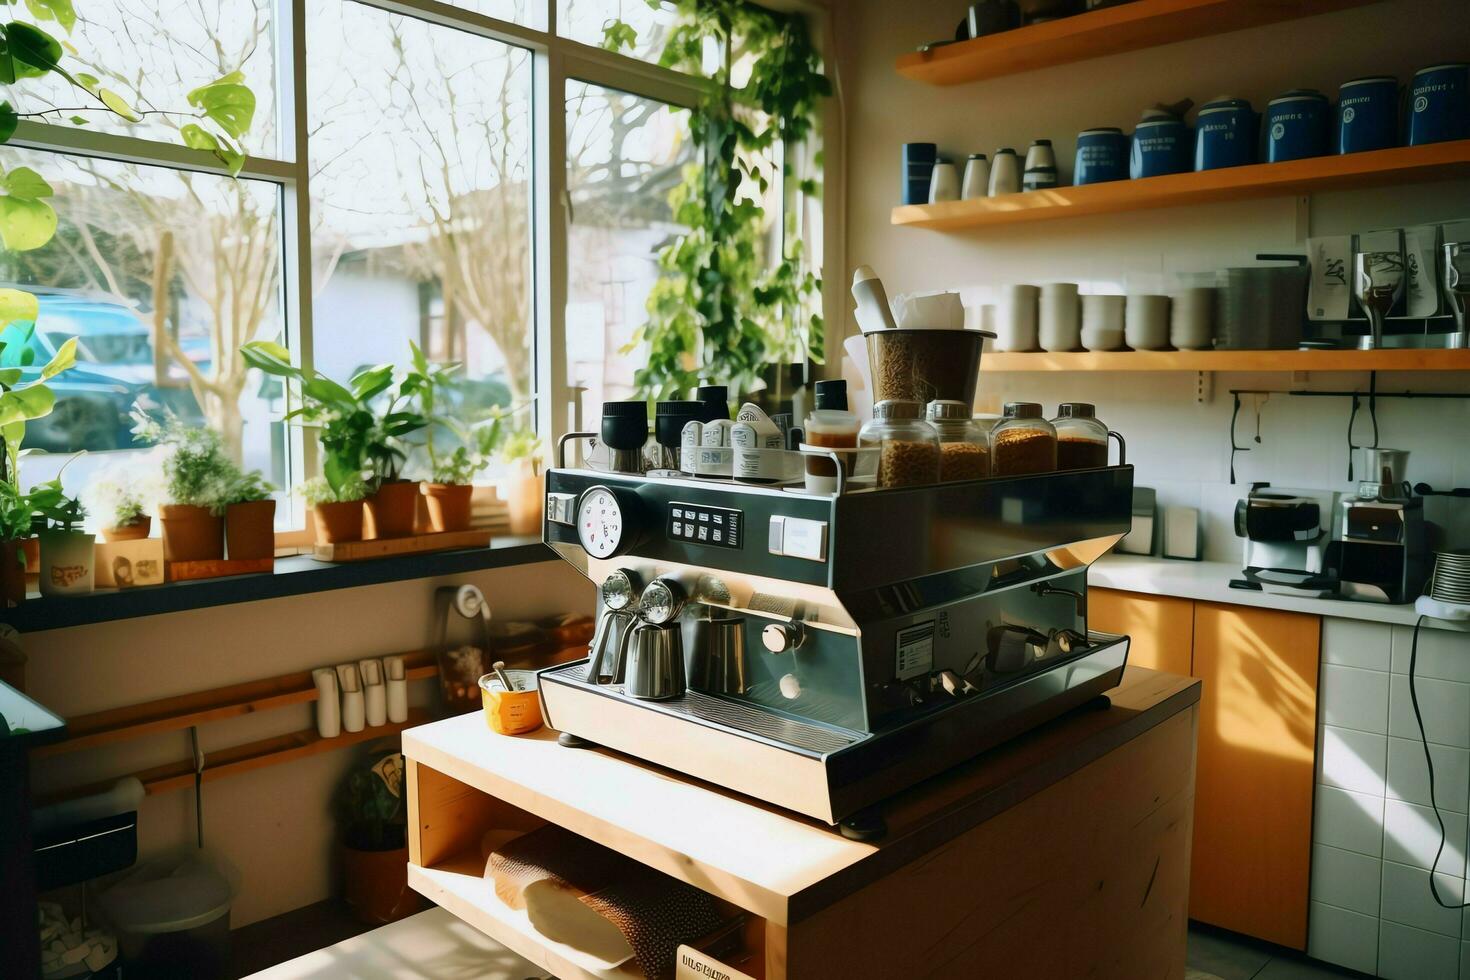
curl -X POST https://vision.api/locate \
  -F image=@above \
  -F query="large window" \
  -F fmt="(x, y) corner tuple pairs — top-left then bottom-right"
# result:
(3, 0), (827, 529)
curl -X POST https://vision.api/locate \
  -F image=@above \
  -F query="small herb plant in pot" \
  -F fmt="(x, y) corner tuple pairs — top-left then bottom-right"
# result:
(337, 750), (422, 925)
(0, 480), (56, 605)
(303, 476), (366, 546)
(224, 470), (276, 560)
(132, 407), (237, 562)
(500, 425), (544, 536)
(36, 487), (94, 596)
(362, 378), (427, 541)
(84, 474), (151, 542)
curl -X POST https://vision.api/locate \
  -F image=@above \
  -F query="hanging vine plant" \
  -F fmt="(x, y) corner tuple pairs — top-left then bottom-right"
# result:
(605, 0), (830, 400)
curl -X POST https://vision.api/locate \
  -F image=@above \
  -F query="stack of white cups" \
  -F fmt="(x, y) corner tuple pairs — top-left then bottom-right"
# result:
(314, 655), (411, 738)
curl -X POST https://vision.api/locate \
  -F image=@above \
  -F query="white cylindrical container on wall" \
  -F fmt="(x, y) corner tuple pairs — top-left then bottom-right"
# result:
(996, 284), (1040, 352)
(928, 160), (959, 203)
(1039, 282), (1081, 352)
(1125, 294), (1172, 350)
(1081, 294), (1126, 351)
(313, 668), (340, 739)
(337, 662), (365, 734)
(384, 655), (408, 724)
(359, 657), (386, 728)
(988, 148), (1021, 196)
(961, 154), (990, 199)
(1171, 287), (1216, 350)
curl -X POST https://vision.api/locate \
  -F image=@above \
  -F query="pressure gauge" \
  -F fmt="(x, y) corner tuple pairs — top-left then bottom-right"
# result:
(576, 486), (629, 559)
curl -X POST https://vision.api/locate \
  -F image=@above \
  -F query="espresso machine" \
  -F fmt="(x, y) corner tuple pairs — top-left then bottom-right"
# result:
(1327, 448), (1429, 604)
(1232, 483), (1336, 597)
(537, 423), (1135, 837)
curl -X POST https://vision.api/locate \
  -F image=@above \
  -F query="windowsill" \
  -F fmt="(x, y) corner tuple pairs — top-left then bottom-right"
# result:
(2, 536), (552, 634)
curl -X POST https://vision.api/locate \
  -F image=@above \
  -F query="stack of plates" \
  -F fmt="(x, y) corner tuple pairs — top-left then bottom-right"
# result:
(1429, 549), (1470, 604)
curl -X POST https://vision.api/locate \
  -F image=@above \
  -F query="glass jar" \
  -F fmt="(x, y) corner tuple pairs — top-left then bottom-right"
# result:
(990, 402), (1057, 476)
(859, 399), (940, 488)
(803, 408), (860, 492)
(925, 399), (989, 481)
(1052, 402), (1110, 470)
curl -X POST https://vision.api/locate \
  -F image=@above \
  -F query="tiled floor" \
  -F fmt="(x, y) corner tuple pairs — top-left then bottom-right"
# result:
(1189, 923), (1371, 980)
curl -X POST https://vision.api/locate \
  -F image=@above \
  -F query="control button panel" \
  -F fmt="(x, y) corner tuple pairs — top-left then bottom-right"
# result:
(668, 502), (742, 550)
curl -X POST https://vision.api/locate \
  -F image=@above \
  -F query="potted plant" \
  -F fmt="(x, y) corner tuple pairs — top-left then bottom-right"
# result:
(241, 342), (426, 541)
(35, 486), (94, 596)
(224, 470), (276, 560)
(303, 476), (367, 546)
(132, 407), (238, 562)
(0, 480), (43, 605)
(83, 473), (152, 542)
(337, 750), (422, 925)
(500, 425), (544, 537)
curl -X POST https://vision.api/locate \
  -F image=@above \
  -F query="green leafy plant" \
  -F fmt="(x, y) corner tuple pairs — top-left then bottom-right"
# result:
(0, 476), (60, 541)
(337, 750), (406, 852)
(226, 470), (274, 505)
(81, 475), (144, 529)
(0, 320), (76, 487)
(131, 405), (239, 513)
(605, 0), (829, 398)
(36, 483), (83, 532)
(300, 475), (366, 508)
(241, 341), (427, 497)
(498, 423), (540, 466)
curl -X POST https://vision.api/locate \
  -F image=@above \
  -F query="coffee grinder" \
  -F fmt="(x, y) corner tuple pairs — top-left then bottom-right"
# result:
(1328, 448), (1429, 603)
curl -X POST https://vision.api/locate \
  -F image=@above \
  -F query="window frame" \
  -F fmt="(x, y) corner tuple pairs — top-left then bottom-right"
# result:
(3, 0), (836, 528)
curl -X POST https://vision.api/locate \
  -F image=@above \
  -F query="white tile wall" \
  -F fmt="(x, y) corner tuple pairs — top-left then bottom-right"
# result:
(1387, 736), (1470, 815)
(1311, 843), (1381, 916)
(1322, 725), (1388, 797)
(1378, 920), (1462, 980)
(1389, 674), (1470, 749)
(1312, 621), (1470, 977)
(1322, 664), (1391, 734)
(1379, 861), (1465, 938)
(1309, 902), (1379, 976)
(1327, 619), (1395, 672)
(1382, 799), (1467, 878)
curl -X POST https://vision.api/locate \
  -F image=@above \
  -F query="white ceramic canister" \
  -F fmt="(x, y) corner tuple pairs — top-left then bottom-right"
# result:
(1170, 286), (1216, 350)
(1081, 294), (1126, 351)
(988, 148), (1021, 196)
(996, 284), (1040, 352)
(1039, 282), (1081, 352)
(961, 154), (990, 199)
(928, 159), (960, 203)
(1125, 294), (1172, 350)
(1022, 139), (1059, 191)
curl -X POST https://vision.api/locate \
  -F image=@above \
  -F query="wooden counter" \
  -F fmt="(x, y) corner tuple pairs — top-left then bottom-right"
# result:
(403, 666), (1200, 979)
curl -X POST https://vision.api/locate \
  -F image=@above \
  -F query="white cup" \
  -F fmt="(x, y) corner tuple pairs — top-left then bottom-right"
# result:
(961, 155), (990, 199)
(1125, 294), (1172, 350)
(1081, 294), (1125, 351)
(1170, 286), (1216, 350)
(929, 161), (960, 203)
(996, 284), (1040, 352)
(988, 149), (1021, 196)
(1039, 282), (1081, 352)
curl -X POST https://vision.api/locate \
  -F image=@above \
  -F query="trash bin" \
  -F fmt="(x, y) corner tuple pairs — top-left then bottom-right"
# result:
(98, 852), (235, 979)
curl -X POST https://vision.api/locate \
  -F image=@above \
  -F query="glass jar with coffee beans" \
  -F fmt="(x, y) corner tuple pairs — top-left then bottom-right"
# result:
(990, 402), (1057, 476)
(926, 399), (990, 481)
(859, 399), (941, 488)
(1051, 403), (1110, 470)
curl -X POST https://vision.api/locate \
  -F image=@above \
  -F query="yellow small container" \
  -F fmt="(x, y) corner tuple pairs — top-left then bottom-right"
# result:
(478, 670), (543, 736)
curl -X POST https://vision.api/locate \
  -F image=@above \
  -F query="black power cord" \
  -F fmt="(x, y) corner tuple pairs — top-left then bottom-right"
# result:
(1408, 614), (1470, 910)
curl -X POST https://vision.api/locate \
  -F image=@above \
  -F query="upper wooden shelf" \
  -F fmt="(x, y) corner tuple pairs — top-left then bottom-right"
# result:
(981, 349), (1470, 373)
(892, 141), (1470, 231)
(895, 0), (1380, 86)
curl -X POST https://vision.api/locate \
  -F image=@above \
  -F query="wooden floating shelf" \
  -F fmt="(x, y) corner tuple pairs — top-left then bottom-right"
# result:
(37, 650), (438, 757)
(982, 348), (1470, 373)
(314, 529), (492, 563)
(891, 141), (1470, 231)
(895, 0), (1380, 87)
(166, 556), (274, 583)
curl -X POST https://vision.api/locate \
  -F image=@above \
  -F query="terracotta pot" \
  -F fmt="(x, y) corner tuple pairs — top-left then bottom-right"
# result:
(0, 539), (25, 606)
(225, 500), (276, 560)
(102, 516), (152, 543)
(21, 536), (38, 572)
(314, 500), (364, 545)
(158, 504), (224, 562)
(363, 481), (420, 540)
(341, 845), (423, 925)
(421, 483), (473, 533)
(505, 460), (543, 536)
(39, 530), (96, 596)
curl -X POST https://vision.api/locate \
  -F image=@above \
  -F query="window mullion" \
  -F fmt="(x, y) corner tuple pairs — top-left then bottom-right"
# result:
(283, 0), (317, 495)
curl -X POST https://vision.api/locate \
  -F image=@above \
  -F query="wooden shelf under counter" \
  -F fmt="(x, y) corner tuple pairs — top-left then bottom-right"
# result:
(892, 141), (1470, 232)
(404, 667), (1201, 979)
(895, 0), (1381, 87)
(981, 347), (1470, 373)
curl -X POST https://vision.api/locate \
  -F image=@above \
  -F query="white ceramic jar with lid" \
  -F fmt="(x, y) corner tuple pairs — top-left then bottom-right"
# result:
(859, 400), (940, 489)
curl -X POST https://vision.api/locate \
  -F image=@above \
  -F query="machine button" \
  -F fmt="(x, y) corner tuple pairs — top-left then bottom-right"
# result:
(697, 526), (709, 541)
(672, 521), (683, 536)
(762, 621), (804, 654)
(766, 516), (827, 562)
(712, 529), (723, 543)
(546, 492), (578, 525)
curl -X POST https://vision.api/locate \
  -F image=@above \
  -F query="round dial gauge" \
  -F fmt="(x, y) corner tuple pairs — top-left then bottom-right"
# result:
(577, 486), (626, 559)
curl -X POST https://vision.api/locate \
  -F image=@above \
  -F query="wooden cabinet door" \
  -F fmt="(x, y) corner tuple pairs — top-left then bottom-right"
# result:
(1189, 601), (1320, 950)
(1089, 588), (1194, 677)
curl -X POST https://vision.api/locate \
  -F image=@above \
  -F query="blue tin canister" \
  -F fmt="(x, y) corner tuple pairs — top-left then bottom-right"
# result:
(902, 142), (938, 205)
(1336, 76), (1399, 154)
(1130, 117), (1191, 179)
(1195, 98), (1257, 171)
(1075, 127), (1129, 184)
(1408, 63), (1470, 146)
(1266, 90), (1330, 163)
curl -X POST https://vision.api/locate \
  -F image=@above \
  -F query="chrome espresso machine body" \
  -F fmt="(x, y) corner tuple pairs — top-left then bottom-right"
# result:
(538, 437), (1134, 830)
